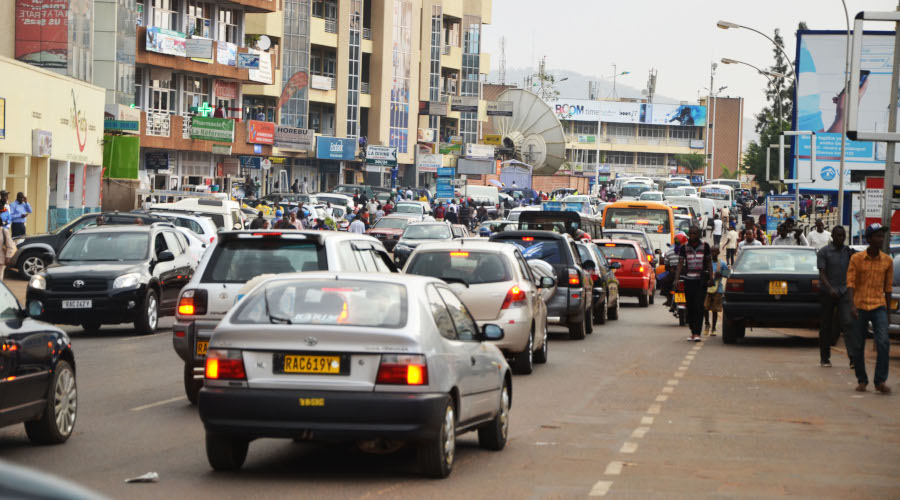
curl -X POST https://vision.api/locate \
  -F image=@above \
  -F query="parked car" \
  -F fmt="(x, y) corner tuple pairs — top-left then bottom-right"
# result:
(0, 282), (77, 445)
(149, 212), (218, 244)
(594, 239), (656, 307)
(722, 246), (820, 344)
(451, 224), (470, 239)
(366, 215), (418, 252)
(26, 223), (196, 334)
(11, 212), (169, 278)
(330, 184), (375, 199)
(393, 201), (435, 221)
(150, 198), (245, 230)
(575, 241), (621, 324)
(173, 230), (396, 404)
(198, 273), (511, 478)
(313, 193), (355, 208)
(600, 229), (657, 264)
(490, 230), (593, 339)
(394, 222), (455, 267)
(405, 240), (553, 374)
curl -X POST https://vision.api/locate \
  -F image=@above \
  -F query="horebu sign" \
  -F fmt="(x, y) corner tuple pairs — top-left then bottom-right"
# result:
(274, 125), (314, 151)
(190, 116), (234, 142)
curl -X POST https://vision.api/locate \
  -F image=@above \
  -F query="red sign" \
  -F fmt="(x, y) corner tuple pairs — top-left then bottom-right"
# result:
(277, 71), (309, 110)
(864, 177), (900, 233)
(214, 80), (238, 100)
(247, 120), (275, 145)
(15, 0), (70, 69)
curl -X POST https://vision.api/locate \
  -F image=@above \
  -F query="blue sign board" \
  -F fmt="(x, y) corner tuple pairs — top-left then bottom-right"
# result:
(237, 53), (260, 69)
(765, 195), (796, 233)
(240, 156), (261, 169)
(690, 175), (705, 185)
(436, 178), (454, 198)
(316, 137), (356, 161)
(437, 167), (456, 177)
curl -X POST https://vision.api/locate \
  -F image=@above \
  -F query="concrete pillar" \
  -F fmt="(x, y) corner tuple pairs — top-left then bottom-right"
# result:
(73, 163), (86, 210)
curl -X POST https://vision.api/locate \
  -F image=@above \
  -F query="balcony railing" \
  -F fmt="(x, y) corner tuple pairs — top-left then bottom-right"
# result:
(442, 45), (451, 55)
(362, 28), (372, 40)
(146, 111), (171, 137)
(325, 20), (337, 33)
(361, 82), (370, 94)
(182, 115), (192, 139)
(600, 135), (697, 146)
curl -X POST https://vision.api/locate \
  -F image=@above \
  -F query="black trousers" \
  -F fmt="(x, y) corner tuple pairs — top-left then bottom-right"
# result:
(684, 279), (706, 335)
(819, 292), (852, 363)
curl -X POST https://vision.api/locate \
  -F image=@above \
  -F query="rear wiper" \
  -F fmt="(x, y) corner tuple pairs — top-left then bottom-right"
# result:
(264, 288), (293, 324)
(441, 277), (470, 288)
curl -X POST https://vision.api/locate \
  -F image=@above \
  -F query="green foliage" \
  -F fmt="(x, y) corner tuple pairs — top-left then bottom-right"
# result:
(674, 152), (707, 174)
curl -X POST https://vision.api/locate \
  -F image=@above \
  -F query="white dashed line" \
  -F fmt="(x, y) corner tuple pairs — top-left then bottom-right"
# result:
(130, 396), (186, 412)
(678, 366), (688, 371)
(619, 442), (638, 454)
(641, 416), (654, 425)
(589, 480), (614, 496)
(681, 360), (692, 366)
(674, 371), (685, 378)
(655, 394), (669, 402)
(685, 354), (695, 360)
(662, 386), (674, 394)
(631, 426), (650, 439)
(647, 404), (661, 414)
(667, 379), (679, 386)
(604, 461), (624, 475)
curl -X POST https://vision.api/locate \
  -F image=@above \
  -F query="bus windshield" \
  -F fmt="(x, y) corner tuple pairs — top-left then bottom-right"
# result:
(621, 184), (651, 198)
(604, 207), (671, 234)
(700, 187), (731, 201)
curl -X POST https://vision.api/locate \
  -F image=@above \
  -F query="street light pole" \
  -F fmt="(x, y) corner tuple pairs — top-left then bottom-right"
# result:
(837, 0), (851, 229)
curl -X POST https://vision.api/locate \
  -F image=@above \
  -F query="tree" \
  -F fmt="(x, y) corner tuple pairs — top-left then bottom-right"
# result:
(530, 56), (560, 102)
(720, 165), (739, 179)
(674, 152), (707, 175)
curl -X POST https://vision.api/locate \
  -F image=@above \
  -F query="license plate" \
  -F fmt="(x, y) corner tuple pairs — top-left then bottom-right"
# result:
(769, 281), (788, 295)
(892, 299), (899, 311)
(282, 355), (341, 374)
(196, 340), (208, 356)
(62, 300), (92, 309)
(674, 293), (686, 303)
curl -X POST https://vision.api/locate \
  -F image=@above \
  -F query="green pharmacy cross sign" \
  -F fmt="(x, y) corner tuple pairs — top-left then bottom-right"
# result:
(197, 102), (213, 117)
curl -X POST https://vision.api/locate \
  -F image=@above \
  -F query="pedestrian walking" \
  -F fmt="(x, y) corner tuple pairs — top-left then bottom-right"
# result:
(817, 225), (852, 368)
(349, 216), (366, 234)
(458, 201), (471, 229)
(291, 179), (300, 194)
(703, 246), (729, 336)
(289, 211), (304, 230)
(302, 177), (310, 194)
(772, 223), (809, 246)
(9, 192), (31, 237)
(0, 201), (16, 281)
(249, 211), (266, 229)
(721, 223), (739, 266)
(808, 218), (832, 250)
(141, 196), (154, 210)
(712, 214), (723, 246)
(739, 219), (767, 245)
(846, 223), (893, 394)
(674, 225), (714, 342)
(434, 203), (445, 221)
(274, 213), (293, 229)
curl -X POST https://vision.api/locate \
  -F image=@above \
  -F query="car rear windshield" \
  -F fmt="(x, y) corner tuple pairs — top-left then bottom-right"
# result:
(604, 207), (671, 233)
(233, 280), (407, 328)
(59, 232), (149, 261)
(374, 218), (409, 230)
(394, 204), (423, 215)
(202, 239), (326, 283)
(734, 249), (818, 273)
(603, 232), (647, 249)
(403, 225), (450, 239)
(407, 251), (512, 284)
(496, 237), (566, 265)
(598, 244), (638, 260)
(621, 185), (651, 197)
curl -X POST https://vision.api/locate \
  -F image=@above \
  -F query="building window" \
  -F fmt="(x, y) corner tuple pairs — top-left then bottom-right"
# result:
(186, 1), (212, 38)
(218, 8), (241, 44)
(244, 97), (277, 122)
(151, 0), (179, 30)
(135, 67), (144, 110)
(346, 0), (361, 138)
(638, 124), (666, 138)
(428, 5), (442, 130)
(281, 0), (310, 129)
(669, 125), (696, 140)
(183, 76), (211, 115)
(608, 123), (633, 136)
(637, 152), (665, 166)
(573, 122), (598, 135)
(606, 151), (633, 165)
(389, 0), (412, 152)
(149, 75), (176, 114)
(459, 14), (481, 145)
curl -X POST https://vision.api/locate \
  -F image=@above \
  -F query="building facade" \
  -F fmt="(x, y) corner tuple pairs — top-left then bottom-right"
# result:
(701, 95), (744, 181)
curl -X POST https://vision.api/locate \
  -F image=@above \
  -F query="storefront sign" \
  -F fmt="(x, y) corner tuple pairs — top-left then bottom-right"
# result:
(450, 96), (478, 113)
(145, 152), (169, 170)
(465, 143), (494, 160)
(240, 156), (261, 169)
(15, 0), (70, 69)
(436, 178), (454, 198)
(365, 164), (384, 173)
(0, 97), (6, 140)
(484, 134), (502, 146)
(32, 129), (52, 157)
(316, 136), (356, 161)
(597, 164), (612, 174)
(311, 75), (333, 91)
(416, 152), (443, 173)
(185, 38), (213, 59)
(366, 145), (398, 166)
(103, 120), (139, 132)
(274, 126), (314, 151)
(237, 53), (260, 69)
(457, 158), (495, 175)
(437, 167), (456, 177)
(577, 135), (596, 143)
(214, 80), (237, 100)
(248, 49), (272, 84)
(486, 101), (513, 116)
(190, 116), (235, 142)
(216, 41), (237, 66)
(417, 128), (436, 143)
(690, 139), (705, 149)
(146, 27), (186, 57)
(211, 144), (232, 155)
(418, 101), (448, 116)
(247, 120), (275, 145)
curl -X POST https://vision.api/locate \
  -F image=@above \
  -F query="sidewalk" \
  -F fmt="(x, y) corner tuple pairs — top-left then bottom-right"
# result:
(4, 275), (27, 305)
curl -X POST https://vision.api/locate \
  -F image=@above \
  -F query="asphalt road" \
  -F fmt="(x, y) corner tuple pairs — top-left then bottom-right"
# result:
(1, 290), (899, 499)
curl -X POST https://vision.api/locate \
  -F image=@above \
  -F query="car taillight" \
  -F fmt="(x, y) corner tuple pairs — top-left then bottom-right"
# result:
(177, 289), (208, 316)
(376, 354), (428, 385)
(568, 268), (581, 286)
(811, 279), (820, 293)
(590, 271), (600, 283)
(676, 281), (685, 292)
(726, 279), (744, 292)
(205, 350), (246, 380)
(209, 236), (215, 243)
(632, 262), (644, 274)
(501, 286), (528, 309)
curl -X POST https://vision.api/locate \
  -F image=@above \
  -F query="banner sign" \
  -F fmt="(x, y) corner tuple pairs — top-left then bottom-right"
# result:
(237, 52), (260, 69)
(690, 139), (705, 149)
(240, 156), (261, 169)
(765, 195), (797, 233)
(484, 134), (502, 146)
(486, 101), (513, 116)
(211, 144), (232, 155)
(417, 128), (436, 143)
(145, 152), (170, 170)
(419, 101), (448, 116)
(274, 126), (314, 151)
(465, 143), (494, 160)
(103, 120), (139, 133)
(311, 75), (333, 90)
(146, 27), (186, 57)
(450, 96), (478, 113)
(185, 38), (213, 59)
(190, 116), (235, 142)
(366, 145), (398, 166)
(457, 158), (495, 175)
(216, 41), (237, 66)
(15, 0), (70, 69)
(416, 152), (443, 173)
(597, 164), (612, 174)
(577, 135), (596, 144)
(247, 120), (275, 145)
(548, 97), (706, 127)
(436, 178), (454, 199)
(248, 49), (272, 84)
(316, 136), (356, 161)
(277, 71), (309, 110)
(32, 129), (52, 157)
(214, 80), (237, 100)
(437, 167), (456, 177)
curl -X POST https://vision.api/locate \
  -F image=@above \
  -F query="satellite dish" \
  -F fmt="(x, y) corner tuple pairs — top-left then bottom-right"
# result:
(489, 89), (566, 175)
(258, 35), (271, 51)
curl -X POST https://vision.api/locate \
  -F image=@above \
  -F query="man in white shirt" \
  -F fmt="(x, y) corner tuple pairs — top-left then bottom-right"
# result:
(302, 177), (309, 194)
(808, 218), (832, 250)
(349, 217), (366, 234)
(771, 224), (809, 246)
(738, 230), (763, 252)
(712, 214), (723, 246)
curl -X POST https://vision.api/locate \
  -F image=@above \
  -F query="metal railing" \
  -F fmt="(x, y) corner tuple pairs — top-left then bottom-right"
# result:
(324, 20), (337, 33)
(600, 135), (696, 146)
(361, 81), (370, 94)
(182, 115), (192, 139)
(362, 28), (372, 40)
(145, 111), (171, 137)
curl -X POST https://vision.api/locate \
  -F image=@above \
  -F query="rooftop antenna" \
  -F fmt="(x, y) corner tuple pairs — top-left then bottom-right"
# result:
(646, 69), (657, 103)
(609, 64), (619, 99)
(499, 36), (507, 85)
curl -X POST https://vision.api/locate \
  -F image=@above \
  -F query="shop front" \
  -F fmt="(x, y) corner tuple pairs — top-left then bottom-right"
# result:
(315, 136), (357, 191)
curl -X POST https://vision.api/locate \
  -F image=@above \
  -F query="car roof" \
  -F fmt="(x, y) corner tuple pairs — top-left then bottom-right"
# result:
(215, 229), (379, 244)
(414, 240), (516, 254)
(256, 271), (442, 288)
(491, 229), (570, 241)
(602, 229), (649, 236)
(74, 223), (172, 234)
(594, 238), (642, 248)
(408, 221), (448, 226)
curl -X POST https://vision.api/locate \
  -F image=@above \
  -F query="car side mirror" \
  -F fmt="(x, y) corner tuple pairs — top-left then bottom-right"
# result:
(540, 276), (555, 288)
(157, 250), (175, 262)
(655, 249), (662, 255)
(609, 261), (622, 269)
(583, 260), (596, 271)
(482, 324), (504, 341)
(27, 300), (43, 318)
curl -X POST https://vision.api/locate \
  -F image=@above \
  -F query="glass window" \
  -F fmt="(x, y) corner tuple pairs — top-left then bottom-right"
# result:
(514, 252), (533, 282)
(217, 8), (240, 44)
(163, 232), (183, 255)
(604, 207), (671, 233)
(493, 237), (566, 265)
(134, 67), (144, 110)
(407, 251), (512, 285)
(59, 232), (150, 261)
(186, 0), (211, 38)
(373, 218), (409, 230)
(427, 285), (457, 340)
(202, 240), (326, 283)
(606, 151), (634, 165)
(669, 126), (695, 140)
(637, 152), (665, 166)
(436, 287), (477, 341)
(402, 224), (451, 240)
(734, 249), (818, 274)
(151, 0), (178, 30)
(183, 76), (210, 115)
(0, 285), (20, 320)
(608, 123), (634, 136)
(638, 125), (666, 138)
(597, 243), (638, 260)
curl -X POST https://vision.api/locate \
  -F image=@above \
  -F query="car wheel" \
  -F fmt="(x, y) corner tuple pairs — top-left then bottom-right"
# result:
(595, 296), (608, 325)
(608, 297), (620, 320)
(206, 432), (249, 471)
(584, 304), (594, 334)
(639, 292), (649, 307)
(567, 317), (586, 340)
(25, 360), (76, 445)
(513, 329), (534, 375)
(418, 397), (455, 478)
(477, 380), (510, 451)
(678, 308), (687, 326)
(80, 320), (102, 334)
(184, 363), (202, 405)
(722, 317), (745, 344)
(649, 289), (655, 305)
(19, 251), (47, 279)
(134, 289), (159, 335)
(534, 321), (549, 364)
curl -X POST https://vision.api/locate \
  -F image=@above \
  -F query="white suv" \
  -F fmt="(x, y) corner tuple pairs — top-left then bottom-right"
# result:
(151, 212), (218, 244)
(172, 230), (396, 403)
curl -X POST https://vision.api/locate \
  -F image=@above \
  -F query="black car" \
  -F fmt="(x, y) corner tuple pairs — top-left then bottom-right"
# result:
(722, 246), (821, 344)
(576, 241), (621, 324)
(12, 212), (169, 278)
(490, 230), (594, 339)
(0, 282), (77, 445)
(26, 223), (195, 334)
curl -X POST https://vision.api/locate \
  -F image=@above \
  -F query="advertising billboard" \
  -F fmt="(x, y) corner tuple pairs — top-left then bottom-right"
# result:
(274, 126), (314, 151)
(15, 0), (70, 69)
(416, 152), (443, 173)
(146, 27), (186, 57)
(549, 98), (706, 126)
(765, 195), (797, 233)
(793, 31), (897, 192)
(247, 120), (275, 145)
(316, 137), (356, 161)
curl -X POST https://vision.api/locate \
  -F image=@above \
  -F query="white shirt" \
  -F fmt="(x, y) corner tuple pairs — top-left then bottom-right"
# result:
(771, 233), (809, 246)
(302, 181), (309, 194)
(349, 219), (366, 234)
(713, 219), (723, 236)
(808, 229), (831, 250)
(738, 239), (762, 251)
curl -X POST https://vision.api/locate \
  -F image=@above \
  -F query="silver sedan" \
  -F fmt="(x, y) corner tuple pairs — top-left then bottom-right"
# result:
(198, 272), (512, 478)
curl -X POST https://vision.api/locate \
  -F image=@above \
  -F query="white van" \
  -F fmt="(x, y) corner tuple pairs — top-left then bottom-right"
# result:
(665, 196), (708, 229)
(151, 198), (245, 230)
(699, 184), (734, 212)
(461, 185), (499, 206)
(708, 179), (742, 192)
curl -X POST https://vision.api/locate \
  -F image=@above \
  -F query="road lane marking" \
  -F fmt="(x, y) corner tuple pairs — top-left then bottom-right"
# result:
(678, 366), (688, 371)
(641, 416), (654, 425)
(604, 461), (624, 475)
(589, 480), (614, 496)
(631, 427), (650, 439)
(130, 396), (186, 412)
(681, 360), (691, 366)
(119, 332), (167, 342)
(620, 442), (638, 453)
(655, 395), (668, 402)
(685, 354), (695, 360)
(647, 404), (661, 414)
(662, 386), (674, 394)
(674, 371), (685, 378)
(667, 379), (679, 386)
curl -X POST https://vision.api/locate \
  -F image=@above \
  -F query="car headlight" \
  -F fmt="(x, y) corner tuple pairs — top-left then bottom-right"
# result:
(113, 273), (141, 289)
(395, 243), (410, 252)
(28, 275), (46, 290)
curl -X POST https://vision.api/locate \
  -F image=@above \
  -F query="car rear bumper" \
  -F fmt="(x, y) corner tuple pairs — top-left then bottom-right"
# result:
(173, 319), (221, 364)
(546, 287), (584, 325)
(724, 301), (821, 327)
(199, 387), (447, 441)
(615, 275), (650, 295)
(26, 287), (147, 326)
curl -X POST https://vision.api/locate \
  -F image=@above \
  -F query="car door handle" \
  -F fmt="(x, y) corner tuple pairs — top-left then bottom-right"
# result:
(470, 356), (476, 366)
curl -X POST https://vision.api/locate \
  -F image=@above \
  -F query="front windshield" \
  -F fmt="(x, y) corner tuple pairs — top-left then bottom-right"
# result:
(701, 187), (732, 201)
(664, 189), (686, 197)
(604, 207), (671, 233)
(402, 224), (451, 240)
(622, 185), (651, 197)
(374, 218), (410, 230)
(394, 204), (424, 214)
(640, 193), (662, 201)
(498, 237), (565, 265)
(59, 232), (149, 261)
(233, 280), (407, 328)
(317, 195), (349, 206)
(734, 249), (818, 273)
(407, 251), (512, 284)
(603, 232), (648, 250)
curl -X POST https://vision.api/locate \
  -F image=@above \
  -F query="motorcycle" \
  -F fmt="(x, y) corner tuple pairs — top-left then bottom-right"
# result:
(670, 280), (686, 326)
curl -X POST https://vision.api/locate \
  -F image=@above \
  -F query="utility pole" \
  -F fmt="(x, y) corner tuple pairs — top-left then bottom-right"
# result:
(610, 64), (619, 99)
(880, 11), (900, 251)
(705, 62), (716, 180)
(499, 37), (507, 85)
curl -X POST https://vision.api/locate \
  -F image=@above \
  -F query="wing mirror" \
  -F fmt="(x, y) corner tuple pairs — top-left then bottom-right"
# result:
(157, 250), (175, 262)
(539, 276), (556, 289)
(609, 261), (622, 269)
(481, 324), (504, 341)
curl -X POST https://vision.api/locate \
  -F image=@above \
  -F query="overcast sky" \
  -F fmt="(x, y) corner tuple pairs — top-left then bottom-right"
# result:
(482, 0), (894, 141)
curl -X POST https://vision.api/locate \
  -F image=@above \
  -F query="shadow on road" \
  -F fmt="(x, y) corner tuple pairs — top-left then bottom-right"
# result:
(731, 335), (818, 349)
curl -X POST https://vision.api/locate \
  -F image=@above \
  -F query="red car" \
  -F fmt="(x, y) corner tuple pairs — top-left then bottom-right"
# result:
(365, 215), (417, 252)
(594, 239), (656, 307)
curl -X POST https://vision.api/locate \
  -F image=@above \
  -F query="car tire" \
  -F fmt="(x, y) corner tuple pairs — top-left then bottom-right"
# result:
(206, 432), (249, 471)
(722, 317), (744, 344)
(25, 360), (76, 445)
(184, 363), (202, 405)
(19, 250), (47, 279)
(534, 322), (549, 364)
(477, 380), (510, 451)
(595, 296), (608, 325)
(649, 289), (655, 305)
(80, 320), (102, 334)
(639, 292), (649, 307)
(608, 297), (620, 320)
(568, 317), (586, 340)
(134, 289), (159, 335)
(418, 397), (455, 478)
(513, 329), (534, 375)
(678, 308), (686, 326)
(584, 304), (594, 334)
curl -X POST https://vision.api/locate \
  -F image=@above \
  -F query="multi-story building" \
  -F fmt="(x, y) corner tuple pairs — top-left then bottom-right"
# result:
(700, 95), (744, 180)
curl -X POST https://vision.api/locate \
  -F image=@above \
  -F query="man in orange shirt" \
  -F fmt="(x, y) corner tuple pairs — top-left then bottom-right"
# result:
(846, 223), (893, 394)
